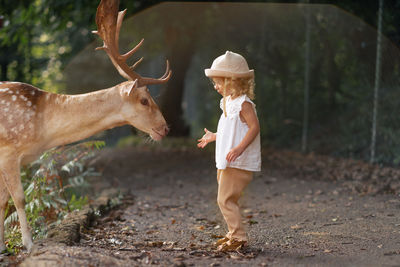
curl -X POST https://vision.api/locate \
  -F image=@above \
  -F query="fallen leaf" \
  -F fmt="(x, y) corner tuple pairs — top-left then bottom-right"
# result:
(172, 247), (186, 251)
(248, 220), (258, 225)
(148, 241), (164, 247)
(290, 224), (303, 230)
(174, 254), (186, 261)
(230, 254), (242, 260)
(211, 234), (224, 239)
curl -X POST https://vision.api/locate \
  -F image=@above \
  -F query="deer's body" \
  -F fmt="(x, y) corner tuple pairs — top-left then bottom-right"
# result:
(0, 81), (163, 165)
(1, 0), (172, 252)
(0, 79), (169, 252)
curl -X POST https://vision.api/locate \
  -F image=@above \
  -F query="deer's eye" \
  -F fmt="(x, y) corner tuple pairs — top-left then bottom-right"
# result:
(140, 98), (149, 106)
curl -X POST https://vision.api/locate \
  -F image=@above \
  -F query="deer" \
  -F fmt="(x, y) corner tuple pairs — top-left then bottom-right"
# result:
(0, 0), (171, 252)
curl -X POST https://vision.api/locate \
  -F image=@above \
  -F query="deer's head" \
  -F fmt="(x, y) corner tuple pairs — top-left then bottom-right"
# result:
(93, 0), (171, 140)
(118, 80), (168, 140)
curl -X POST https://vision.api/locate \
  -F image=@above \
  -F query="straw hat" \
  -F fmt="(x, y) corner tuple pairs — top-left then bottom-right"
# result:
(205, 51), (254, 78)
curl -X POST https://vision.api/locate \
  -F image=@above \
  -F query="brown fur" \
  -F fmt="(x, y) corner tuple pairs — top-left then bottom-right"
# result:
(0, 80), (168, 252)
(0, 83), (44, 145)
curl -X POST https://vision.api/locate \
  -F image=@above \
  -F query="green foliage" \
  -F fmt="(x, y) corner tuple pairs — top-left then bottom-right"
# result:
(4, 141), (104, 253)
(0, 0), (161, 91)
(68, 195), (89, 212)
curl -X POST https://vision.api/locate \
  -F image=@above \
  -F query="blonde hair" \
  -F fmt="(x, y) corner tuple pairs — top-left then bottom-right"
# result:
(226, 77), (256, 100)
(222, 76), (255, 117)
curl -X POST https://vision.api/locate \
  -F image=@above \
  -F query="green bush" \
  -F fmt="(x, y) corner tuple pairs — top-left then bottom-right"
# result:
(3, 141), (105, 254)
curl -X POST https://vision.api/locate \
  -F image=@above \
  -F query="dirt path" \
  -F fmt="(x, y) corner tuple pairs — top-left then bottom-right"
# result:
(14, 146), (400, 266)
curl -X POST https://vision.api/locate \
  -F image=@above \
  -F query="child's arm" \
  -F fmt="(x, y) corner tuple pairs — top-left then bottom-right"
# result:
(197, 128), (217, 148)
(226, 101), (260, 162)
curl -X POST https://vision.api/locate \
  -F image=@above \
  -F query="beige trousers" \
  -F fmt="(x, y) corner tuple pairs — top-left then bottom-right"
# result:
(217, 167), (253, 241)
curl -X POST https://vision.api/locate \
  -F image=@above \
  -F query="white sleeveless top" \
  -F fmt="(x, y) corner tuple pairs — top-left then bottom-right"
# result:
(216, 95), (261, 171)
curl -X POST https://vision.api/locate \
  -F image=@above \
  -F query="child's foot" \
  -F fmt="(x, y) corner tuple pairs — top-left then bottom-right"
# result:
(214, 237), (229, 247)
(217, 238), (247, 252)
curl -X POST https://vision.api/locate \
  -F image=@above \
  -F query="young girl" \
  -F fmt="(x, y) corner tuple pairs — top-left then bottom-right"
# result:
(197, 51), (261, 251)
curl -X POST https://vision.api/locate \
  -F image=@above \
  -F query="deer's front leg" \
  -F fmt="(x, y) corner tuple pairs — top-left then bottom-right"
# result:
(0, 163), (33, 252)
(0, 176), (9, 252)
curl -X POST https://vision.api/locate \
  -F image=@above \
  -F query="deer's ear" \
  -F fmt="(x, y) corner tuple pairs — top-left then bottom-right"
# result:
(122, 79), (138, 97)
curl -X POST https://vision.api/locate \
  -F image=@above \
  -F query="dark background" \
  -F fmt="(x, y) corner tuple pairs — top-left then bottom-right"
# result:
(1, 0), (399, 164)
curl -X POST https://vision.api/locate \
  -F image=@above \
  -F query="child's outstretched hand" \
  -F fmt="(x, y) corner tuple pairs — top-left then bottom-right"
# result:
(197, 128), (216, 148)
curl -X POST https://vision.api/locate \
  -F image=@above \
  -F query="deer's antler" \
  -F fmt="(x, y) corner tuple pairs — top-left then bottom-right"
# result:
(92, 0), (171, 87)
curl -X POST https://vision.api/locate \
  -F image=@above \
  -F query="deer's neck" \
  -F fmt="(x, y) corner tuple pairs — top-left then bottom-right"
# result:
(41, 87), (125, 150)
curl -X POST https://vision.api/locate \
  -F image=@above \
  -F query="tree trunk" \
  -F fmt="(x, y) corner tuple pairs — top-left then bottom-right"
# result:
(159, 26), (193, 137)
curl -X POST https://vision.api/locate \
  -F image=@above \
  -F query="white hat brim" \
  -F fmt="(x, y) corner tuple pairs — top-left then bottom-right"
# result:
(205, 69), (254, 78)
